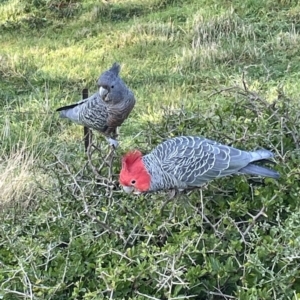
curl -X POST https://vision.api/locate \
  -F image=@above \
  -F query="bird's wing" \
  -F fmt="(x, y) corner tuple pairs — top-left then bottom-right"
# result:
(156, 136), (251, 186)
(106, 93), (136, 128)
(56, 92), (109, 131)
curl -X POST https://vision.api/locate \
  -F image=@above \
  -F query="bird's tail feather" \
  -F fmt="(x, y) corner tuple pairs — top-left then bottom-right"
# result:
(56, 106), (80, 122)
(250, 149), (275, 161)
(56, 103), (79, 112)
(239, 164), (280, 179)
(58, 110), (68, 119)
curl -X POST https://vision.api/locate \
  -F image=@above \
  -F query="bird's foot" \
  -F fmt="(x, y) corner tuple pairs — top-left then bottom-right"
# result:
(160, 189), (180, 216)
(167, 189), (177, 200)
(106, 137), (118, 149)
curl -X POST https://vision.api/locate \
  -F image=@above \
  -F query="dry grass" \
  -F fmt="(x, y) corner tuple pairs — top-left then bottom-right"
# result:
(0, 145), (48, 209)
(176, 10), (262, 71)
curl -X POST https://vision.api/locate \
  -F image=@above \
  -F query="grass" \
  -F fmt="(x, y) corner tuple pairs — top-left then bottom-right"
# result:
(1, 0), (300, 299)
(0, 143), (44, 208)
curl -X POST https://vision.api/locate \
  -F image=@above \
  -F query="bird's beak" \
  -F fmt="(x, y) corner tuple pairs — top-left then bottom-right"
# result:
(99, 86), (108, 100)
(122, 186), (134, 194)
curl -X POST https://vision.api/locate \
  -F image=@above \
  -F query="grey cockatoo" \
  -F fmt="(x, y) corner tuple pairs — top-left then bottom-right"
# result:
(119, 136), (279, 194)
(56, 63), (136, 148)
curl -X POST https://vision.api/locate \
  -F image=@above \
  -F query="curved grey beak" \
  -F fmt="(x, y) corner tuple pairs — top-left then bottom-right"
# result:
(99, 86), (108, 99)
(122, 186), (134, 194)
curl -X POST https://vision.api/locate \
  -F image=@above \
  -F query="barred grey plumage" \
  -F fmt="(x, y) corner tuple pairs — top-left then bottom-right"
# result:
(56, 63), (135, 147)
(119, 136), (280, 193)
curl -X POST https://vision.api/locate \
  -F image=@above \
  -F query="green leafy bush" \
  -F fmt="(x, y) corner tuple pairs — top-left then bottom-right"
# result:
(1, 0), (300, 299)
(1, 83), (300, 299)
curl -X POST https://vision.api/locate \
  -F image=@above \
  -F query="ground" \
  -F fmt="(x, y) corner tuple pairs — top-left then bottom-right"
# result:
(1, 0), (300, 299)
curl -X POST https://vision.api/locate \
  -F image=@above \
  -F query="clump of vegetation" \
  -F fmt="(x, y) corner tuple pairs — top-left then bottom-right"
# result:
(1, 0), (300, 299)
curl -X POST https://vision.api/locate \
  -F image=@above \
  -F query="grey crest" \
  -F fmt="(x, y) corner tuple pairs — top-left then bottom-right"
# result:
(56, 62), (136, 139)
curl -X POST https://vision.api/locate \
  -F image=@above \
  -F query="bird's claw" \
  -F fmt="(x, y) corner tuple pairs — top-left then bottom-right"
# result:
(167, 189), (177, 200)
(106, 137), (118, 149)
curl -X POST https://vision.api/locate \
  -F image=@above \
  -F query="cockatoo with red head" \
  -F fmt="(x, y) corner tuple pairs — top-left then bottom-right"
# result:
(119, 136), (279, 194)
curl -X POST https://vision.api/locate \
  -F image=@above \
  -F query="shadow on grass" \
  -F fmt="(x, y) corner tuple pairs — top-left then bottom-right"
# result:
(1, 0), (189, 34)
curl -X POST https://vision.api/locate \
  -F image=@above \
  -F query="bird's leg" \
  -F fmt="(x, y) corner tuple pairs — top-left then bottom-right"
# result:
(99, 132), (117, 179)
(160, 189), (180, 215)
(105, 137), (119, 149)
(104, 127), (119, 149)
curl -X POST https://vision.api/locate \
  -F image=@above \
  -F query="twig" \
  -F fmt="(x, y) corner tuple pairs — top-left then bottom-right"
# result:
(87, 142), (116, 182)
(52, 150), (125, 242)
(208, 86), (240, 98)
(84, 127), (92, 153)
(3, 289), (31, 298)
(82, 88), (92, 153)
(241, 71), (248, 92)
(197, 189), (223, 237)
(80, 187), (126, 243)
(209, 291), (237, 299)
(135, 291), (162, 300)
(85, 209), (125, 242)
(209, 74), (300, 149)
(243, 206), (267, 237)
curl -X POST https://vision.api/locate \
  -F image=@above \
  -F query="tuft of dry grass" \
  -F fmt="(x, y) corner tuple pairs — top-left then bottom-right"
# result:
(0, 145), (47, 209)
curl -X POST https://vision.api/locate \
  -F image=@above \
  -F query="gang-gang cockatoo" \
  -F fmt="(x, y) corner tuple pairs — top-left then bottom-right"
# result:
(56, 63), (136, 148)
(119, 136), (280, 194)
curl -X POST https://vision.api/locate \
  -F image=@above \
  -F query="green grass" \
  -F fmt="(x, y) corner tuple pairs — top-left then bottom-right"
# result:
(1, 0), (300, 299)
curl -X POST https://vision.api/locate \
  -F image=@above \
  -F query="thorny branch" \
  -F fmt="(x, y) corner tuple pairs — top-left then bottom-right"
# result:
(15, 73), (296, 299)
(243, 206), (267, 237)
(208, 73), (300, 149)
(86, 142), (115, 183)
(52, 139), (126, 243)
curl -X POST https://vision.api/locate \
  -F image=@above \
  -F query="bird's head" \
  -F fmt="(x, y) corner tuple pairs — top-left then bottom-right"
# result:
(97, 63), (126, 103)
(119, 150), (151, 194)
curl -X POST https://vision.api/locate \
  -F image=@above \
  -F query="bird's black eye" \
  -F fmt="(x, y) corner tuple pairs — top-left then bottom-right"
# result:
(111, 85), (114, 88)
(131, 180), (136, 185)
